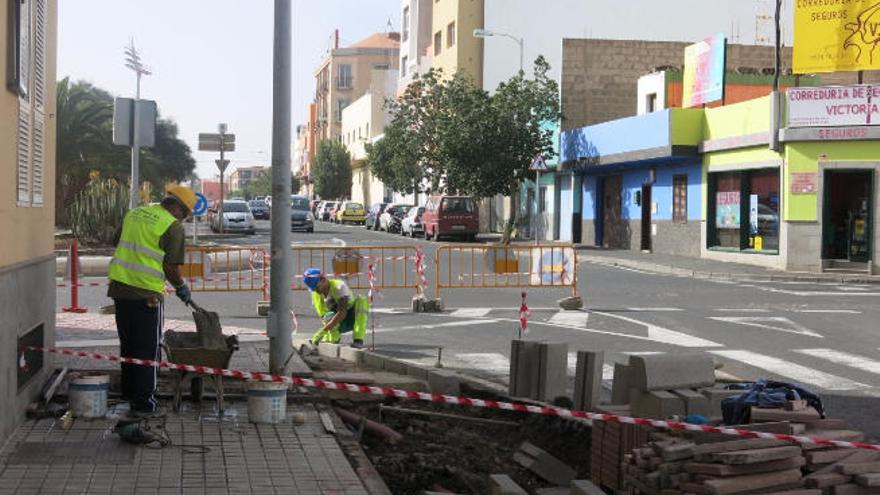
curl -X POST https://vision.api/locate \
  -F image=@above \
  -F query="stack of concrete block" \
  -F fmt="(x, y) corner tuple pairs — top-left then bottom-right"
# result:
(610, 353), (745, 419)
(801, 448), (880, 493)
(509, 340), (568, 402)
(623, 437), (811, 495)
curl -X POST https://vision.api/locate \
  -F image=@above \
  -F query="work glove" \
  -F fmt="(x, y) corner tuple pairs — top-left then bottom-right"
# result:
(174, 283), (192, 305)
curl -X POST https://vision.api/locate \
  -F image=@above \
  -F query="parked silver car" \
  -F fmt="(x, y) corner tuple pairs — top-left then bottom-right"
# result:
(211, 200), (256, 235)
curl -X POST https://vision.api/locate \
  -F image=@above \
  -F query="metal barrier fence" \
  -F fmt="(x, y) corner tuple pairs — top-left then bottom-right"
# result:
(434, 243), (577, 298)
(182, 246), (268, 300)
(289, 245), (424, 295)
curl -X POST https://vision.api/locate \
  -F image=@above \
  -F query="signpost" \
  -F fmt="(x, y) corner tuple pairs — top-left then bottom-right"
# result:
(192, 192), (208, 244)
(530, 155), (549, 244)
(199, 125), (235, 233)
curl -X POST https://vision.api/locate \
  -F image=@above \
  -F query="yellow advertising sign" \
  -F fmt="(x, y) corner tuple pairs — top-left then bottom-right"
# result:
(795, 0), (880, 73)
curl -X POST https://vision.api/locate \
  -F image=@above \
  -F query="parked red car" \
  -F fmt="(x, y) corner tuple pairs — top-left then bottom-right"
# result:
(422, 195), (478, 241)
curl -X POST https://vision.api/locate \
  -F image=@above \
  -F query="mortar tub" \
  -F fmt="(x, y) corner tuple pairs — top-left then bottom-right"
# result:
(247, 381), (289, 424)
(68, 373), (110, 418)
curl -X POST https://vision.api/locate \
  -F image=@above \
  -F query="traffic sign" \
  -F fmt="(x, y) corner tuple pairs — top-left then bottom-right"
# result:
(198, 133), (236, 152)
(215, 159), (230, 173)
(529, 154), (549, 171)
(193, 193), (208, 216)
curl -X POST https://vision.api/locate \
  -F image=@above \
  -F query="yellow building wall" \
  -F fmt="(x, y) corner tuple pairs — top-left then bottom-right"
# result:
(431, 0), (484, 86)
(0, 0), (58, 269)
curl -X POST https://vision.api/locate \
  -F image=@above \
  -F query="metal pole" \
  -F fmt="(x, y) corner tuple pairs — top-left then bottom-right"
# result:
(219, 144), (225, 234)
(535, 171), (541, 244)
(129, 73), (141, 209)
(769, 0), (782, 152)
(269, 0), (293, 375)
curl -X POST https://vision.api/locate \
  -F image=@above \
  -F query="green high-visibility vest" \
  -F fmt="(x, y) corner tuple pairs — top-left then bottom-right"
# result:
(311, 279), (346, 316)
(108, 204), (177, 294)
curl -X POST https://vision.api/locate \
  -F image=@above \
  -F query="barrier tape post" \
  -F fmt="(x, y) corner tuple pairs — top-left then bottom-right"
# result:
(368, 262), (376, 351)
(62, 239), (87, 313)
(22, 344), (880, 453)
(518, 291), (530, 339)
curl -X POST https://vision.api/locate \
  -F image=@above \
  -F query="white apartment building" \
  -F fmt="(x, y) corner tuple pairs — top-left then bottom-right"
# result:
(397, 0), (433, 96)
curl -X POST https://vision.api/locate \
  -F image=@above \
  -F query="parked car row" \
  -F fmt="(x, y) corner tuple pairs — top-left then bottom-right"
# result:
(326, 196), (478, 241)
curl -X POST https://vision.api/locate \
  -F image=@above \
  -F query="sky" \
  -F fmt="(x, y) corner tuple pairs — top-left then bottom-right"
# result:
(58, 0), (794, 180)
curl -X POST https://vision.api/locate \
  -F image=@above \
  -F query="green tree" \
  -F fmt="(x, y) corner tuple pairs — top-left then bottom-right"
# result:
(366, 58), (560, 240)
(312, 140), (352, 199)
(55, 78), (196, 224)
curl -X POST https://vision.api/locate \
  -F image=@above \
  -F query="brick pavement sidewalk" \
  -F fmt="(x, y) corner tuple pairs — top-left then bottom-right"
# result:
(0, 402), (370, 495)
(1, 315), (384, 494)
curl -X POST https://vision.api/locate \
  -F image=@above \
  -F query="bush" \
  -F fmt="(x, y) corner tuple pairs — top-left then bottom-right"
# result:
(69, 179), (130, 246)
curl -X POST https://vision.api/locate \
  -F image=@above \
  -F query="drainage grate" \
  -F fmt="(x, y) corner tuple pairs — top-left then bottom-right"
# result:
(8, 441), (136, 465)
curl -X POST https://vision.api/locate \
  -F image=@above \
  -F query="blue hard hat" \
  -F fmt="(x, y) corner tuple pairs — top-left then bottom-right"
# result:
(303, 268), (324, 291)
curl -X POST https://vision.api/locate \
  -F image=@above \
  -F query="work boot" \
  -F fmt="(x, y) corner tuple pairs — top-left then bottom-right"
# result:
(351, 339), (364, 349)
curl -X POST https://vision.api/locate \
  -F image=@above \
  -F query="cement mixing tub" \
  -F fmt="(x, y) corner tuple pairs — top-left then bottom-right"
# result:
(162, 331), (238, 413)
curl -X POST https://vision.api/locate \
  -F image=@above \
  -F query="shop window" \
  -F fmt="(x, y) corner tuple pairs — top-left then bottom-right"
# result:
(708, 169), (779, 253)
(749, 169), (780, 251)
(673, 175), (687, 223)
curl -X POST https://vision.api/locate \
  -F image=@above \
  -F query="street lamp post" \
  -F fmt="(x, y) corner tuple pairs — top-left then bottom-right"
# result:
(124, 41), (151, 209)
(473, 29), (533, 240)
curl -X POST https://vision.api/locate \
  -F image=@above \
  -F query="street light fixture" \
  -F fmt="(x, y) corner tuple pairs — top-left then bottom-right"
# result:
(472, 28), (523, 73)
(123, 40), (151, 209)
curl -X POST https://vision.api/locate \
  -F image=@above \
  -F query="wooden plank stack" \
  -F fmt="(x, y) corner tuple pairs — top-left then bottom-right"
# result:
(623, 437), (811, 494)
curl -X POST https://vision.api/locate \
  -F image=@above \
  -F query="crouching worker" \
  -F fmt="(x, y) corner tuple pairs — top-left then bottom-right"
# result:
(303, 268), (369, 348)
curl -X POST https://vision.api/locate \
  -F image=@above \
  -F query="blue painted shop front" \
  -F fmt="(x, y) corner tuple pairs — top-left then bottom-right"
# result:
(562, 109), (704, 256)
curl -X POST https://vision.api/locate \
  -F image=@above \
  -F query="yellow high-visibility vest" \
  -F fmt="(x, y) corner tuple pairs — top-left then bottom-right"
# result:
(108, 204), (176, 294)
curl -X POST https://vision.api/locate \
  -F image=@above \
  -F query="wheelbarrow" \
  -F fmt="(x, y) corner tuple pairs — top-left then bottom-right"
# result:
(161, 300), (238, 413)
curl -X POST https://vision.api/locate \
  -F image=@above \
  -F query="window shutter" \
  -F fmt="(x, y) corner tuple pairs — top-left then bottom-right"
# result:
(33, 0), (46, 113)
(31, 110), (44, 205)
(17, 98), (31, 206)
(29, 0), (47, 206)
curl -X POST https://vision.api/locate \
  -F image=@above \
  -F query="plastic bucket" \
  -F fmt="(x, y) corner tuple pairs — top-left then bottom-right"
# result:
(68, 373), (109, 418)
(247, 381), (288, 424)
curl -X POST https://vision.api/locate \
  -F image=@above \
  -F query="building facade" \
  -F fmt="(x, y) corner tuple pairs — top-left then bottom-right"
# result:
(398, 0), (433, 95)
(313, 32), (400, 143)
(228, 166), (266, 193)
(430, 0), (484, 86)
(0, 0), (58, 445)
(342, 69), (398, 207)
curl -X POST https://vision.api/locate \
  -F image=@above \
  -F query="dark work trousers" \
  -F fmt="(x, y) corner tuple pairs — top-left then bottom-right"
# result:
(114, 298), (162, 412)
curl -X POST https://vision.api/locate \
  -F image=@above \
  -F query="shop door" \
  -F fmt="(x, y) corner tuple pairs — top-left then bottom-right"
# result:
(559, 177), (573, 242)
(602, 175), (626, 248)
(822, 170), (873, 262)
(640, 184), (652, 252)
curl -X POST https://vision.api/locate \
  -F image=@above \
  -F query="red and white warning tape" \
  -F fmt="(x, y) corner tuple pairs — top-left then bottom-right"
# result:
(414, 249), (428, 292)
(20, 345), (880, 452)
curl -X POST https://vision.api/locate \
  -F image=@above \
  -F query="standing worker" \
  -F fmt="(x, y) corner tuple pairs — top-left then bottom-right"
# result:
(303, 268), (368, 348)
(107, 185), (197, 417)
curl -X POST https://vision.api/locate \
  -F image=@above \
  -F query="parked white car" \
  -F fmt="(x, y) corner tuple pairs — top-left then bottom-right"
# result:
(400, 206), (425, 237)
(378, 204), (413, 232)
(211, 200), (256, 235)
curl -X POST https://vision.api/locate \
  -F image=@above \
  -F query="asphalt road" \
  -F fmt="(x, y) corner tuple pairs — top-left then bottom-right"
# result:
(59, 219), (880, 439)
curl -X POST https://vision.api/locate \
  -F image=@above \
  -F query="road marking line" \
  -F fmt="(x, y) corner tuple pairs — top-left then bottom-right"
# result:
(450, 308), (493, 318)
(626, 307), (684, 312)
(375, 319), (500, 333)
(792, 309), (862, 314)
(623, 351), (666, 356)
(593, 311), (723, 348)
(709, 350), (871, 391)
(708, 316), (824, 338)
(795, 349), (880, 375)
(714, 308), (771, 313)
(745, 285), (880, 297)
(548, 311), (590, 327)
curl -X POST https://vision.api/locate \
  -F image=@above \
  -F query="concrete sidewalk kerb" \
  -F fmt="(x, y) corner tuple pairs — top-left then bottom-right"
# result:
(578, 249), (880, 285)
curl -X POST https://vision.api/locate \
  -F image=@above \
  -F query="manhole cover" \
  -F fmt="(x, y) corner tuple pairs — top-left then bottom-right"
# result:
(8, 441), (136, 465)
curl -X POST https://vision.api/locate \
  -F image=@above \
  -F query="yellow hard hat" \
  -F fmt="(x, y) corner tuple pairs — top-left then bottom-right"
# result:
(166, 185), (197, 213)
